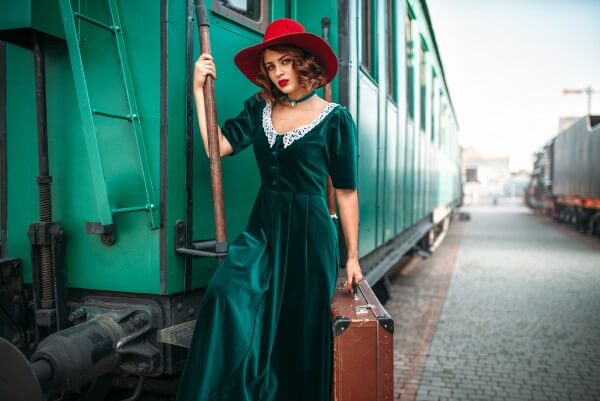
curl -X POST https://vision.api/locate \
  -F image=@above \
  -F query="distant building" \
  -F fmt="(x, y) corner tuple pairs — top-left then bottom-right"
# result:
(461, 148), (511, 204)
(505, 170), (531, 199)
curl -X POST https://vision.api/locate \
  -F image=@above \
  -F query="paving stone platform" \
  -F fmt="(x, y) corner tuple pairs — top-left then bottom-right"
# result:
(387, 203), (600, 401)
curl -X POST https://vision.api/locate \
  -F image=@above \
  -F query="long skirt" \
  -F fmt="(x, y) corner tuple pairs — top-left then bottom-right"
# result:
(176, 189), (339, 401)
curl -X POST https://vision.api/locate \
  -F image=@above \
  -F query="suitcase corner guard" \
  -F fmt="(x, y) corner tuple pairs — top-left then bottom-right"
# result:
(332, 316), (351, 336)
(376, 314), (394, 334)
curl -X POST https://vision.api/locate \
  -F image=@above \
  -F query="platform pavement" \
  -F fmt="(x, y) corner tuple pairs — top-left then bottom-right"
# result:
(387, 203), (600, 401)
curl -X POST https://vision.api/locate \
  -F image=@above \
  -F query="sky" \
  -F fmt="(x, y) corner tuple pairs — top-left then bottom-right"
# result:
(426, 0), (600, 172)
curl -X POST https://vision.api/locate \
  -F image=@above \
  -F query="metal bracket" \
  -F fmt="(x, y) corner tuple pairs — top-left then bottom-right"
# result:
(0, 258), (29, 350)
(28, 222), (68, 338)
(85, 223), (115, 246)
(174, 220), (227, 258)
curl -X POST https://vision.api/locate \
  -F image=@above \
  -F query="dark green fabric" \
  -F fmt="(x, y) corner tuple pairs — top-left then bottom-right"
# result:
(177, 95), (358, 401)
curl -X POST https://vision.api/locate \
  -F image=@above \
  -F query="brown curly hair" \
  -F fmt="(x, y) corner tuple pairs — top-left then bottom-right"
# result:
(255, 45), (327, 104)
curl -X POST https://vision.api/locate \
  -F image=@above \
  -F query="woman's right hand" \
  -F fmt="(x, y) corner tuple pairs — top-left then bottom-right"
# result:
(194, 53), (216, 92)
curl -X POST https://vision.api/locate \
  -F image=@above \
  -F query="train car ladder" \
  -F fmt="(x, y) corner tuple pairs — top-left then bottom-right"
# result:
(58, 0), (158, 235)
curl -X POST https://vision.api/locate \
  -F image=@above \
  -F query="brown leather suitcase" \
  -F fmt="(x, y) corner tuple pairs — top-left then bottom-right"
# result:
(331, 278), (394, 401)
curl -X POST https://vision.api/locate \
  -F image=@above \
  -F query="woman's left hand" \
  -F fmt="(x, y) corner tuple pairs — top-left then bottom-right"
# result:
(345, 258), (364, 292)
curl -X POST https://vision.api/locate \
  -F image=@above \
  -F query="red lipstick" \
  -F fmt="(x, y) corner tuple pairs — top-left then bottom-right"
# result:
(278, 79), (289, 87)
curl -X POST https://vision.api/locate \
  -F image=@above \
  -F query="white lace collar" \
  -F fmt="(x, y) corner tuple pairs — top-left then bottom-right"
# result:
(262, 102), (339, 149)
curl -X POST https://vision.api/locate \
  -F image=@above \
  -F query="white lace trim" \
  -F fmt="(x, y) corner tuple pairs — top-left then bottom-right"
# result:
(262, 102), (339, 149)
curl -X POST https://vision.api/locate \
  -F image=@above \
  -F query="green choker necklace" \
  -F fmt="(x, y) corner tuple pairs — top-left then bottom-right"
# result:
(285, 90), (316, 108)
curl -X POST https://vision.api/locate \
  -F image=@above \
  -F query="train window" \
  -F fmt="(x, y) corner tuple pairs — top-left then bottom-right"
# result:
(406, 13), (414, 119)
(386, 0), (397, 101)
(431, 68), (436, 142)
(466, 168), (478, 183)
(439, 90), (445, 148)
(213, 0), (269, 32)
(419, 40), (427, 132)
(361, 0), (377, 80)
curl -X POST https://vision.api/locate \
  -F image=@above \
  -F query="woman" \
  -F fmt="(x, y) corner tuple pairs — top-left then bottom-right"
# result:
(177, 18), (362, 401)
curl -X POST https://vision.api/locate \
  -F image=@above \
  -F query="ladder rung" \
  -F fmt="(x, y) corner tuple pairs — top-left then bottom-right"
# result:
(92, 109), (137, 121)
(73, 12), (120, 32)
(112, 204), (155, 215)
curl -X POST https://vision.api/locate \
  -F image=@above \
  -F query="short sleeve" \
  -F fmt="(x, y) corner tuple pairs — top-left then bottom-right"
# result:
(327, 107), (358, 189)
(221, 95), (262, 155)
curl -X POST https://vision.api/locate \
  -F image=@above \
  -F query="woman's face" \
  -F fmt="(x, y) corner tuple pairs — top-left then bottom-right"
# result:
(263, 48), (301, 95)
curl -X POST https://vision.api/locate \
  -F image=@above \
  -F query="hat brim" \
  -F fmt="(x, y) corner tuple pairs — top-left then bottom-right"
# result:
(233, 32), (338, 87)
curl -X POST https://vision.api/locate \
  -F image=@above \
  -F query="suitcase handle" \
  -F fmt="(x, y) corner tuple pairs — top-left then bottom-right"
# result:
(338, 279), (362, 300)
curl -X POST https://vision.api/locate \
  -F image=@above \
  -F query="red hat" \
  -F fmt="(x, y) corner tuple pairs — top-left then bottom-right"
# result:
(234, 18), (338, 86)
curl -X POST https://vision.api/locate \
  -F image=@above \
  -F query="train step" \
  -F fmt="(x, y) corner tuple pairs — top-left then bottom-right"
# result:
(156, 320), (196, 348)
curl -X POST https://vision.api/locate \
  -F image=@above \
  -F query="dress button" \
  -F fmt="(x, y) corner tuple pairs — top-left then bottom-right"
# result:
(271, 180), (277, 186)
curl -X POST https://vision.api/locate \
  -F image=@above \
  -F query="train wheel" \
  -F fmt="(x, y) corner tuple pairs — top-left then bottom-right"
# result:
(0, 338), (44, 401)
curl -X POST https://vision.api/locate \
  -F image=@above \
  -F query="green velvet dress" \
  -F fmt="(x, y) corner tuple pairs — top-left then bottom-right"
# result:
(176, 95), (358, 401)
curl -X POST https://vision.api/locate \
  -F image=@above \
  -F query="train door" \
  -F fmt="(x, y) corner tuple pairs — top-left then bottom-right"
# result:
(187, 0), (344, 288)
(356, 0), (379, 254)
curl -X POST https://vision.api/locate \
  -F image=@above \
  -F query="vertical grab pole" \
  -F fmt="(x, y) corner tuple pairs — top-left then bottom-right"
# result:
(195, 2), (227, 250)
(0, 42), (7, 258)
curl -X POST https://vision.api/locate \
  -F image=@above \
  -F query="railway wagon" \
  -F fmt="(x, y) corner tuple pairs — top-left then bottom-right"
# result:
(0, 0), (460, 399)
(527, 115), (600, 235)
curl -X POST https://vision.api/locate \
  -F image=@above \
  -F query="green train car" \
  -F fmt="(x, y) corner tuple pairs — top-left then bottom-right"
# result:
(0, 0), (459, 399)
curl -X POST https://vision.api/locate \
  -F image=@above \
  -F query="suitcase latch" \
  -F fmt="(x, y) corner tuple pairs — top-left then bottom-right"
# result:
(355, 304), (375, 314)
